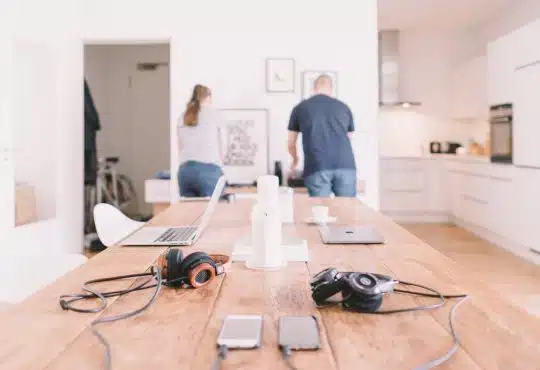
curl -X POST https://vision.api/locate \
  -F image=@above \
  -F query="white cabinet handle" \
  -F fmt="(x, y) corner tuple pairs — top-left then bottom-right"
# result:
(515, 59), (540, 70)
(462, 194), (488, 205)
(489, 175), (512, 182)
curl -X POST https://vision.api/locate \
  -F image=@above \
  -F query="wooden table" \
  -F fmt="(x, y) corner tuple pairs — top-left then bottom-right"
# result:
(151, 186), (307, 215)
(1, 195), (539, 369)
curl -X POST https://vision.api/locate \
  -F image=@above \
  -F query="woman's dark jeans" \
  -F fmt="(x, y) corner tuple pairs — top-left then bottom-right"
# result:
(178, 161), (224, 197)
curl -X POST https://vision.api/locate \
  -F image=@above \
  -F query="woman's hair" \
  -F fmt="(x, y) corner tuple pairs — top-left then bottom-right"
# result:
(183, 84), (212, 126)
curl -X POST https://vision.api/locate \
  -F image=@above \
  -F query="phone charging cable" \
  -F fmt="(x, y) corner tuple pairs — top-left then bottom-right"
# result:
(281, 345), (299, 370)
(211, 345), (228, 370)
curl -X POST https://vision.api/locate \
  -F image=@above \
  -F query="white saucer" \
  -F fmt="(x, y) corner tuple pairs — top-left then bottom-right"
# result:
(304, 216), (337, 225)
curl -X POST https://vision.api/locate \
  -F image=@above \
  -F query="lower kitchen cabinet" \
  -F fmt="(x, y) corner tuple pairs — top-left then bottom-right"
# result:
(513, 168), (540, 255)
(379, 158), (445, 222)
(488, 166), (517, 242)
(380, 156), (539, 264)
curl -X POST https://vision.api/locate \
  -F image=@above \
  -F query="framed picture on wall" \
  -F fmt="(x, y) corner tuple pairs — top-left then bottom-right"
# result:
(302, 70), (338, 99)
(265, 58), (295, 93)
(219, 109), (270, 185)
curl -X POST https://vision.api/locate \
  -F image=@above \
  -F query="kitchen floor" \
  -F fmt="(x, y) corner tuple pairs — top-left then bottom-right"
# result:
(403, 223), (540, 318)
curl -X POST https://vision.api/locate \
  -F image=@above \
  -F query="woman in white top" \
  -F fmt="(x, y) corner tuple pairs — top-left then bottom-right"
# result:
(177, 84), (224, 197)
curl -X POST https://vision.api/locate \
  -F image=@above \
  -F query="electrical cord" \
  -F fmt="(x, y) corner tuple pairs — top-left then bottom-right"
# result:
(280, 345), (298, 370)
(363, 281), (447, 315)
(413, 295), (470, 370)
(59, 272), (158, 313)
(211, 345), (228, 370)
(315, 279), (470, 370)
(59, 265), (163, 370)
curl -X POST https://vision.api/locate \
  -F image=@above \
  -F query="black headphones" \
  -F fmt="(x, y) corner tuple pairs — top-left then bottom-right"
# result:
(309, 267), (397, 313)
(59, 249), (230, 313)
(158, 249), (230, 288)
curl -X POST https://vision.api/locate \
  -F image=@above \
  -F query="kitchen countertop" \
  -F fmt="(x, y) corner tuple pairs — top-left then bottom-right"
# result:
(381, 154), (492, 163)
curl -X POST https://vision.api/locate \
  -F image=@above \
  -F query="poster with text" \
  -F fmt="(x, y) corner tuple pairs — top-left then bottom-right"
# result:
(220, 109), (269, 185)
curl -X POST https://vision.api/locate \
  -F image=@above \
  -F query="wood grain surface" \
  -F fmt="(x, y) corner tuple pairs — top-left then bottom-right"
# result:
(1, 195), (539, 370)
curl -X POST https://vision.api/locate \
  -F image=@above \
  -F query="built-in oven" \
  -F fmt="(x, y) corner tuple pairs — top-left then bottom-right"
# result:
(490, 103), (513, 163)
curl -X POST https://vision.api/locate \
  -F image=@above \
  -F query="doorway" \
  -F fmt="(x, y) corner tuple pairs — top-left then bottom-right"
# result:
(83, 42), (170, 250)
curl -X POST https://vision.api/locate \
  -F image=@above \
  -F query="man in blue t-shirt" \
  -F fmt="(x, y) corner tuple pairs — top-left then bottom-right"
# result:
(287, 74), (356, 197)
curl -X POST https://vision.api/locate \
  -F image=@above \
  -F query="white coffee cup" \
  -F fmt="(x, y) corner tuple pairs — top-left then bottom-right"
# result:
(312, 205), (329, 222)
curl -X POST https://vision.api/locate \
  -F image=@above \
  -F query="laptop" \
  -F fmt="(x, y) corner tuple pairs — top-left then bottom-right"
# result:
(121, 176), (226, 246)
(318, 225), (385, 245)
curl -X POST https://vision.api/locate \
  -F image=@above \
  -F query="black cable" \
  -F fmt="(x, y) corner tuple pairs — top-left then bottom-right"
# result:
(394, 288), (467, 299)
(211, 345), (228, 370)
(59, 272), (158, 313)
(59, 266), (163, 370)
(339, 281), (447, 315)
(370, 281), (447, 314)
(280, 345), (298, 370)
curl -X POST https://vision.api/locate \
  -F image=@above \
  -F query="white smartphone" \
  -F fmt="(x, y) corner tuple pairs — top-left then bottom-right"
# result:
(216, 314), (263, 349)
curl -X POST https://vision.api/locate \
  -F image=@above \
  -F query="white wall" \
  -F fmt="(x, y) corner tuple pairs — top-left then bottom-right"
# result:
(84, 44), (170, 216)
(379, 29), (488, 157)
(0, 1), (15, 239)
(82, 0), (381, 209)
(3, 0), (84, 253)
(12, 39), (58, 222)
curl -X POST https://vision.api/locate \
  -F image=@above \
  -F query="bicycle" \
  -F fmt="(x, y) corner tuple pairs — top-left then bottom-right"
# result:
(84, 157), (137, 249)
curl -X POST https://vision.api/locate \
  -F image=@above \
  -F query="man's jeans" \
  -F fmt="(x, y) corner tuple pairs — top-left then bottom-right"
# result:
(304, 169), (357, 197)
(178, 161), (224, 197)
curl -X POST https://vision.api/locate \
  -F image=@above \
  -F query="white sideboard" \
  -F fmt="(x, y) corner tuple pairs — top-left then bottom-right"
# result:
(380, 156), (540, 264)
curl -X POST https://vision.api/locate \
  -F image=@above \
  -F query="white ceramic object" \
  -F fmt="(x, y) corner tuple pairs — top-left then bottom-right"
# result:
(311, 205), (329, 222)
(304, 216), (337, 225)
(279, 186), (294, 223)
(246, 176), (286, 270)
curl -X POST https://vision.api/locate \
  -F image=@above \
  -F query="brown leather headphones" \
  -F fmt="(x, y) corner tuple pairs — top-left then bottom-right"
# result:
(158, 249), (231, 288)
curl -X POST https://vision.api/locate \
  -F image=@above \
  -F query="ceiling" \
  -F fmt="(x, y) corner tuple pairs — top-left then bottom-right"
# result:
(378, 0), (515, 30)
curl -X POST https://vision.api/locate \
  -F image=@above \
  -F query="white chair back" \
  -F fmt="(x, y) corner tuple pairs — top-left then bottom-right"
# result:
(93, 203), (144, 247)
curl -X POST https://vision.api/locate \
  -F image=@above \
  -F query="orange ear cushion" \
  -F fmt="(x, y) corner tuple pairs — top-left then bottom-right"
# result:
(188, 262), (216, 288)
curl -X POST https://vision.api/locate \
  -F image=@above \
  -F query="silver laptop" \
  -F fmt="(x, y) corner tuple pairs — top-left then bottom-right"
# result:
(318, 225), (384, 245)
(121, 176), (226, 246)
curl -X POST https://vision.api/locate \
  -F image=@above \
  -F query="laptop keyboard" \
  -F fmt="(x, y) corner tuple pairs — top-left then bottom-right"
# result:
(154, 227), (198, 243)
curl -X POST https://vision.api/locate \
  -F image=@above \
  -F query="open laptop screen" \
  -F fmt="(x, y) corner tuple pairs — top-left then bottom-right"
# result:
(193, 176), (227, 235)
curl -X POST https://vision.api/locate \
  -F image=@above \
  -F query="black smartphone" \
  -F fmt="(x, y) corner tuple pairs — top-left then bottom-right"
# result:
(278, 315), (321, 350)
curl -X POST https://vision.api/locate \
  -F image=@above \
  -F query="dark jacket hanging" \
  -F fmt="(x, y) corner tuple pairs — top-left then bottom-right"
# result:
(84, 79), (101, 185)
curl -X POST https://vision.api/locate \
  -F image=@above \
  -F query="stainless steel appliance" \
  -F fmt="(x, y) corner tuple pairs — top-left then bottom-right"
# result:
(489, 103), (513, 163)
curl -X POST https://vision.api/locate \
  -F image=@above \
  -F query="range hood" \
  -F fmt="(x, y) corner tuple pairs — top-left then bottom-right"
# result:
(378, 30), (421, 108)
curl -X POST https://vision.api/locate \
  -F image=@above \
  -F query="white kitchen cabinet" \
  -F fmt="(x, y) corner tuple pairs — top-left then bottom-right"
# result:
(380, 156), (539, 263)
(487, 34), (515, 106)
(451, 55), (488, 120)
(426, 159), (447, 213)
(512, 60), (540, 169)
(380, 158), (448, 222)
(379, 159), (427, 212)
(511, 18), (540, 70)
(447, 168), (463, 219)
(486, 165), (517, 242)
(513, 167), (540, 255)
